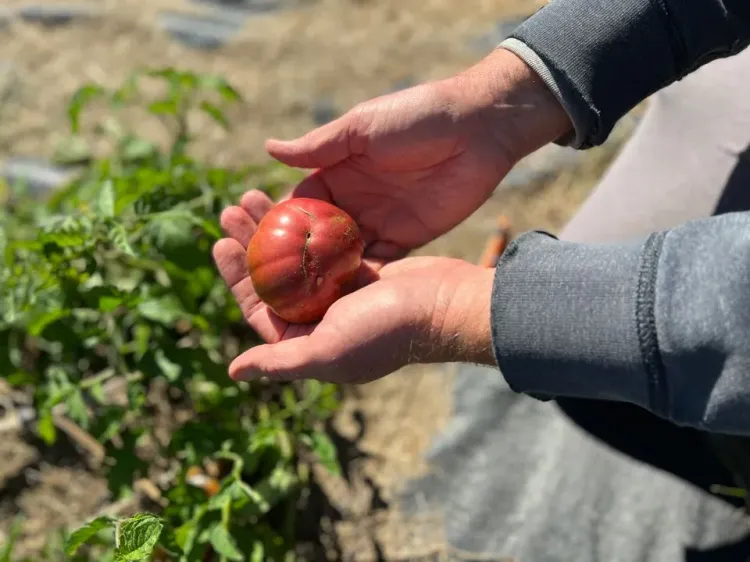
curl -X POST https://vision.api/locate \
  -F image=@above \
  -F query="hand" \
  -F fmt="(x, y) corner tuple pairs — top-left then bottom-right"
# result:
(265, 48), (571, 262)
(213, 191), (496, 383)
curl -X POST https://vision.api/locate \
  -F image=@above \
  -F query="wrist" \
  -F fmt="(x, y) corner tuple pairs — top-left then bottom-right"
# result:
(444, 47), (573, 163)
(431, 265), (496, 367)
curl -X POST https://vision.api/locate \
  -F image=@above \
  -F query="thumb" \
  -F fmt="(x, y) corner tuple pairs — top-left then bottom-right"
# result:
(228, 336), (331, 382)
(265, 111), (360, 169)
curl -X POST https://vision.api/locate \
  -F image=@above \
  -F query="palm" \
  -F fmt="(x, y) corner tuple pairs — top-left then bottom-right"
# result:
(213, 199), (472, 382)
(213, 189), (451, 344)
(267, 83), (515, 261)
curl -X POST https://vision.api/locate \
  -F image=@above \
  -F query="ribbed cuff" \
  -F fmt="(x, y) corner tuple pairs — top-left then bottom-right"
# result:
(490, 231), (656, 411)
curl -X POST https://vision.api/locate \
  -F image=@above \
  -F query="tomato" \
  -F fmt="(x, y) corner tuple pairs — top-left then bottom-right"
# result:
(246, 198), (365, 324)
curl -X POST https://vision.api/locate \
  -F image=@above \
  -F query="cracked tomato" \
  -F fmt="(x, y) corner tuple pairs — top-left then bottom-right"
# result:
(246, 198), (365, 324)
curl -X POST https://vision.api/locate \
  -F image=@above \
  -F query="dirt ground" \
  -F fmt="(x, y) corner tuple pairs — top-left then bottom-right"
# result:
(0, 1), (636, 559)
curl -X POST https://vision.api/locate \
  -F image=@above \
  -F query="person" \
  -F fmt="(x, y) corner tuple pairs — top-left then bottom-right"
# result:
(214, 1), (750, 559)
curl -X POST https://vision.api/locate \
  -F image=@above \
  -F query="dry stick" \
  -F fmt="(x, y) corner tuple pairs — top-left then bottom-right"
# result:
(51, 412), (106, 467)
(478, 215), (512, 269)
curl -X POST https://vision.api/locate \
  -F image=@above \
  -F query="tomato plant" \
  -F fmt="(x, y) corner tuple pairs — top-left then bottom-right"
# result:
(247, 198), (365, 324)
(0, 68), (342, 561)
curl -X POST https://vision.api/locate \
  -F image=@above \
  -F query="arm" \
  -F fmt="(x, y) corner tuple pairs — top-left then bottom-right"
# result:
(500, 0), (750, 148)
(491, 212), (750, 435)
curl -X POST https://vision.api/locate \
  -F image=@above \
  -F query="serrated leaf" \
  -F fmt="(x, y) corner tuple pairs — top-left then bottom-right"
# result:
(155, 349), (182, 382)
(65, 516), (116, 556)
(209, 525), (243, 561)
(146, 214), (193, 249)
(109, 224), (136, 257)
(98, 181), (116, 218)
(114, 513), (164, 561)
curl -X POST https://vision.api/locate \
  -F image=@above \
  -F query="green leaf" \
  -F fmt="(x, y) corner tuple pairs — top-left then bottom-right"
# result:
(249, 541), (264, 562)
(148, 99), (179, 117)
(66, 389), (90, 428)
(132, 324), (151, 360)
(120, 137), (157, 162)
(109, 224), (136, 256)
(200, 76), (242, 103)
(27, 308), (70, 336)
(239, 468), (298, 518)
(173, 505), (206, 555)
(199, 101), (229, 129)
(114, 513), (164, 561)
(54, 135), (92, 165)
(137, 295), (186, 326)
(37, 411), (57, 445)
(155, 349), (182, 382)
(209, 525), (243, 561)
(68, 84), (106, 133)
(309, 430), (341, 476)
(208, 480), (264, 513)
(65, 516), (116, 556)
(98, 180), (116, 218)
(0, 515), (24, 562)
(99, 295), (124, 313)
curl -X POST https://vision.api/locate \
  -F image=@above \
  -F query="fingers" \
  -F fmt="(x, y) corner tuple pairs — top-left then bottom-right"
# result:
(240, 190), (274, 223)
(212, 237), (248, 289)
(212, 238), (287, 343)
(228, 335), (324, 382)
(265, 111), (358, 169)
(219, 206), (256, 248)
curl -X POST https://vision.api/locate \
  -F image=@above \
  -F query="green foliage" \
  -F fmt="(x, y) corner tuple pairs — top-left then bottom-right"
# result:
(1, 68), (341, 561)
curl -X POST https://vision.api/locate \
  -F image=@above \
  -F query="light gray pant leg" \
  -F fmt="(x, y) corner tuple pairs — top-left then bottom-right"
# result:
(561, 45), (750, 244)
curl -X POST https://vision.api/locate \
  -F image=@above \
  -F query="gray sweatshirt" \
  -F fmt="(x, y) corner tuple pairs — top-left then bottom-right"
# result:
(489, 1), (750, 435)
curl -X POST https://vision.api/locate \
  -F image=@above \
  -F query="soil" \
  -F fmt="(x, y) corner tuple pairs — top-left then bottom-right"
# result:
(0, 1), (636, 559)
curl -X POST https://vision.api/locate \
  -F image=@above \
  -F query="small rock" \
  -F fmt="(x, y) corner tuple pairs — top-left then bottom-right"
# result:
(157, 11), (244, 50)
(499, 144), (581, 190)
(0, 61), (17, 101)
(0, 7), (12, 29)
(469, 15), (530, 52)
(17, 4), (96, 27)
(388, 76), (415, 93)
(1, 157), (76, 195)
(189, 0), (285, 14)
(312, 98), (338, 125)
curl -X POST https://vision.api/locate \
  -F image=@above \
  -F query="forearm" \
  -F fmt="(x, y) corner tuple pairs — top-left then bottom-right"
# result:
(501, 0), (750, 148)
(490, 212), (750, 435)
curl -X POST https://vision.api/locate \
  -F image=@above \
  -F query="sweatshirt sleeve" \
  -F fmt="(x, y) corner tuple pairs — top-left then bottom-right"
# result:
(490, 212), (750, 435)
(498, 0), (750, 148)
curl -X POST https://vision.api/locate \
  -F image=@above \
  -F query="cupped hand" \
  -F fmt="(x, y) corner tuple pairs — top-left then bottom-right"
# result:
(213, 190), (496, 383)
(266, 48), (571, 262)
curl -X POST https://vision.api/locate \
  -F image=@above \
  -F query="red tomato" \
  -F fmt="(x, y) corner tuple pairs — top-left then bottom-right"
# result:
(246, 198), (365, 324)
